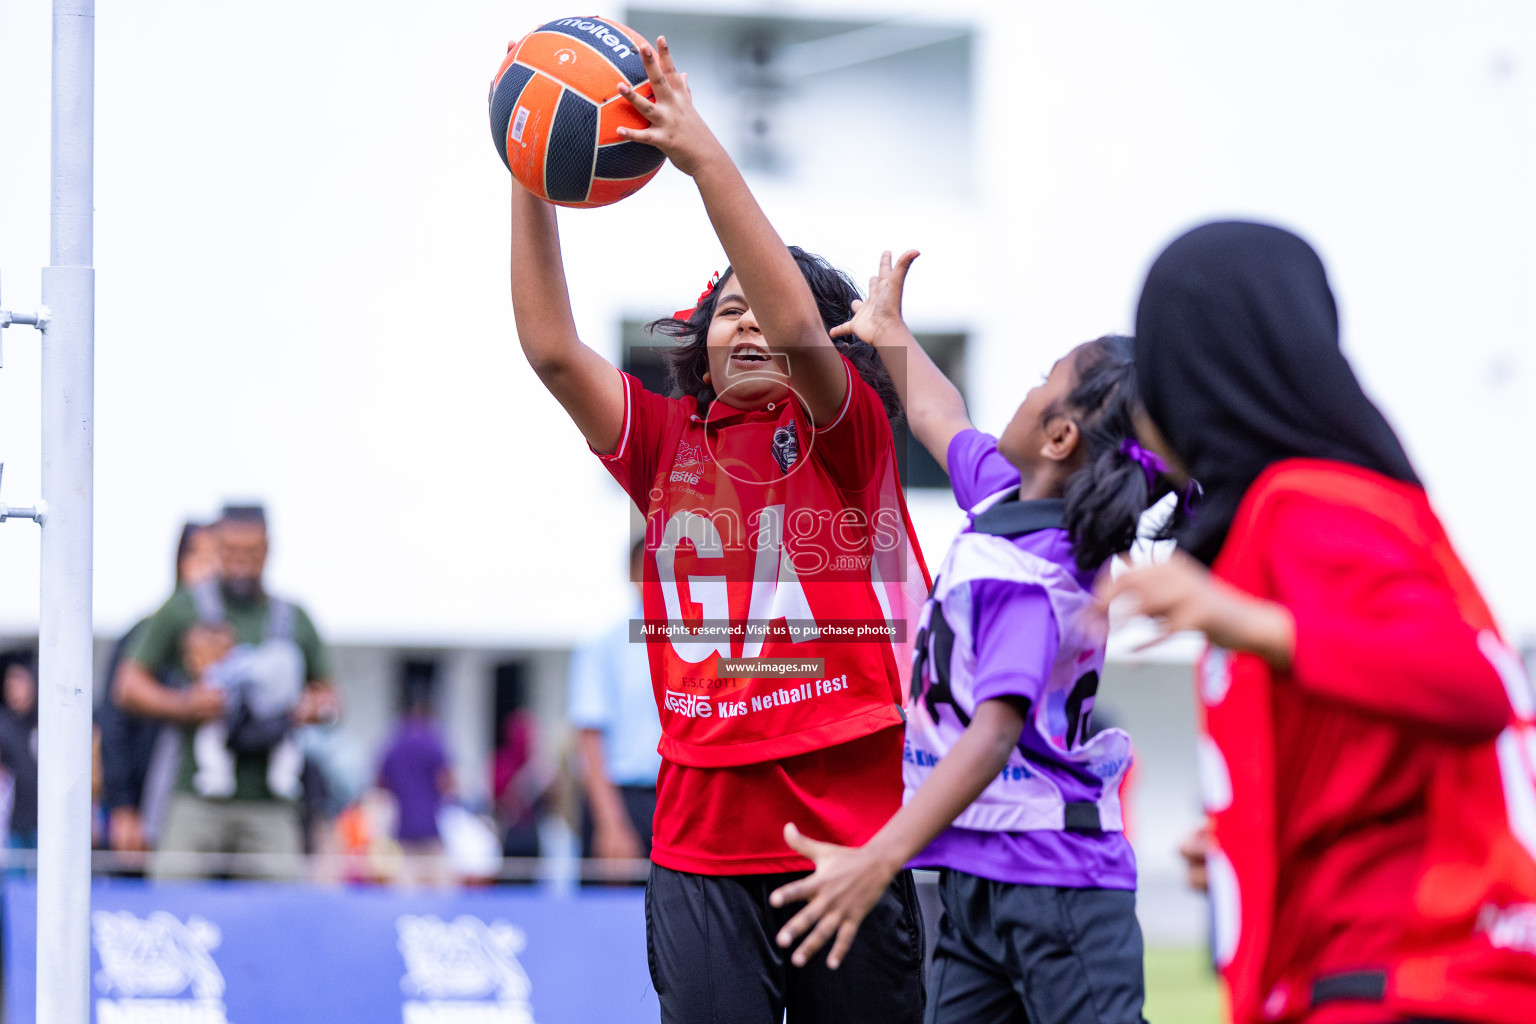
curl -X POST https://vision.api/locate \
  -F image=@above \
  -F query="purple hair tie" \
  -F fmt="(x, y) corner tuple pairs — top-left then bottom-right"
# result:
(1119, 439), (1167, 490)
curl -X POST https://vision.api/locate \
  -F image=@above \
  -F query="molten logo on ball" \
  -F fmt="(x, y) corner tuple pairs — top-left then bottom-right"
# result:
(554, 18), (636, 59)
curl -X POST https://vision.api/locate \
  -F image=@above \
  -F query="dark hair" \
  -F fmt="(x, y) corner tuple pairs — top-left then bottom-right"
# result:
(175, 521), (208, 583)
(646, 247), (902, 423)
(1051, 335), (1179, 571)
(219, 503), (267, 528)
(0, 647), (36, 676)
(0, 647), (37, 716)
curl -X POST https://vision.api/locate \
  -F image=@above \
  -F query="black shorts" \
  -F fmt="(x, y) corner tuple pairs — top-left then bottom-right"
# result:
(646, 862), (926, 1024)
(925, 870), (1147, 1024)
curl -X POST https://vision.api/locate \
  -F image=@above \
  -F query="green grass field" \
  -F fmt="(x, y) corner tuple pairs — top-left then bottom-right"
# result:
(1144, 946), (1221, 1024)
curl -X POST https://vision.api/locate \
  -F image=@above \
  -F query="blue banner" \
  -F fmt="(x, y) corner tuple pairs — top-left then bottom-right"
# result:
(4, 879), (657, 1024)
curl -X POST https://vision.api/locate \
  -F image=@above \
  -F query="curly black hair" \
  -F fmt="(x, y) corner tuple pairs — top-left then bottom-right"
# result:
(645, 247), (902, 425)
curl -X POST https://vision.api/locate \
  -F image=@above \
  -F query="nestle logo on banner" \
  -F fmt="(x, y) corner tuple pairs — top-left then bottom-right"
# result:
(91, 910), (231, 1024)
(397, 914), (536, 1024)
(555, 18), (633, 59)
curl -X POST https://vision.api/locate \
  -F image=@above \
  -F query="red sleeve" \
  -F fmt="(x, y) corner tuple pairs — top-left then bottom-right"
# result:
(806, 355), (896, 491)
(594, 370), (685, 511)
(1264, 494), (1510, 742)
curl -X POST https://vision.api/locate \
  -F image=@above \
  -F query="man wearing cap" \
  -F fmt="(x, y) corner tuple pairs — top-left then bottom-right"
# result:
(115, 504), (340, 879)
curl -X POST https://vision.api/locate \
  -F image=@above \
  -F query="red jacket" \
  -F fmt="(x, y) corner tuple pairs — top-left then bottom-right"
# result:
(1200, 460), (1536, 1024)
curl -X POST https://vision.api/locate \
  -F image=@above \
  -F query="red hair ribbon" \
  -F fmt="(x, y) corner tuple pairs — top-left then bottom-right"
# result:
(672, 271), (721, 321)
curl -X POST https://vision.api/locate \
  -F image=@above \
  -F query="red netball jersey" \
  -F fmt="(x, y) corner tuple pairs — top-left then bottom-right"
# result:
(1201, 460), (1536, 1024)
(596, 361), (930, 873)
(598, 360), (929, 769)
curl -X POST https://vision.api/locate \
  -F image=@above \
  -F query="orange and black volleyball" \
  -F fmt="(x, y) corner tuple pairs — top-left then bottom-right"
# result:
(490, 16), (665, 208)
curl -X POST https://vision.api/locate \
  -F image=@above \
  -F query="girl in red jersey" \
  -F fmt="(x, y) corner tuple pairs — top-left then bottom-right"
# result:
(1102, 221), (1536, 1024)
(510, 36), (927, 1024)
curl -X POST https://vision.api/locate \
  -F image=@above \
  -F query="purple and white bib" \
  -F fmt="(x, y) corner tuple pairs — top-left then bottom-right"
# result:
(903, 487), (1133, 834)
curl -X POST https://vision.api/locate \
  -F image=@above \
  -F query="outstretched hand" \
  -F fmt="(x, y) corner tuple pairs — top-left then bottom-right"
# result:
(1095, 550), (1224, 647)
(767, 823), (897, 969)
(831, 249), (920, 345)
(1095, 550), (1295, 669)
(614, 36), (723, 178)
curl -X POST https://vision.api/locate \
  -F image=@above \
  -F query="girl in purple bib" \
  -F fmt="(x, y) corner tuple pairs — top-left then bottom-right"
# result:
(770, 251), (1179, 1024)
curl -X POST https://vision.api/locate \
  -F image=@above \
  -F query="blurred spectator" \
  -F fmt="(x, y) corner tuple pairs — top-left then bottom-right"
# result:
(568, 539), (660, 865)
(376, 685), (454, 887)
(438, 802), (504, 886)
(91, 723), (105, 848)
(491, 707), (550, 860)
(98, 521), (219, 859)
(334, 789), (401, 886)
(298, 747), (333, 856)
(114, 504), (341, 880)
(0, 648), (39, 856)
(297, 715), (370, 865)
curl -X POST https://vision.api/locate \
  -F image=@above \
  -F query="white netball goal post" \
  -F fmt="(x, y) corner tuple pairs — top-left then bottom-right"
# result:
(0, 3), (96, 1023)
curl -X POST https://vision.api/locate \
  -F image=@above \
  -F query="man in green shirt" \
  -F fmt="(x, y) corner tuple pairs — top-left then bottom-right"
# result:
(114, 505), (340, 879)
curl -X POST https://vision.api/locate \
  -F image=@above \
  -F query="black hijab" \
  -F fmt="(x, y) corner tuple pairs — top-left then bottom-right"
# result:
(1134, 221), (1419, 564)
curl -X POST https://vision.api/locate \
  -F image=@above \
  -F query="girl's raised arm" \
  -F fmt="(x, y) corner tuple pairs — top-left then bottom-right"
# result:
(616, 38), (847, 425)
(510, 182), (627, 454)
(833, 250), (973, 472)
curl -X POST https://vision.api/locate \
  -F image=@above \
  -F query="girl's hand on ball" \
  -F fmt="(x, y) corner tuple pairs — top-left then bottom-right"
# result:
(616, 36), (723, 178)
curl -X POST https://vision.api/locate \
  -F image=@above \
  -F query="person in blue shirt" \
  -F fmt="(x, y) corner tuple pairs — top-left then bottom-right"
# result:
(568, 539), (662, 867)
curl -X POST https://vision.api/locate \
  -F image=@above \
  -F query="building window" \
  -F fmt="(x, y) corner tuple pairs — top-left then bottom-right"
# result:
(898, 331), (967, 490)
(620, 318), (674, 397)
(398, 657), (439, 715)
(621, 8), (973, 194)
